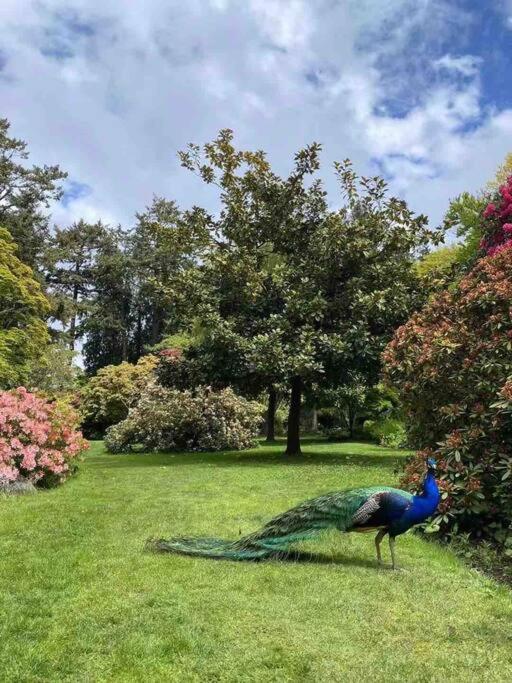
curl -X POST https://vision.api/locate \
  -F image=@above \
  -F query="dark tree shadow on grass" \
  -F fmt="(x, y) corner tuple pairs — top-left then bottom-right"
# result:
(90, 450), (405, 470)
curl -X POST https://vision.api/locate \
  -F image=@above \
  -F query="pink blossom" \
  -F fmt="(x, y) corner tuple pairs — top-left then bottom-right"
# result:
(499, 186), (512, 203)
(0, 388), (88, 485)
(483, 203), (496, 219)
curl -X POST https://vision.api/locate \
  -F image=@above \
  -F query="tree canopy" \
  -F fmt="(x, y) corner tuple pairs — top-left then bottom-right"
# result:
(165, 130), (441, 454)
(0, 118), (66, 270)
(0, 227), (50, 388)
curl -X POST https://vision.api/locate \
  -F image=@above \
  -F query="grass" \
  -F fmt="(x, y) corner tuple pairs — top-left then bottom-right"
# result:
(1, 438), (511, 682)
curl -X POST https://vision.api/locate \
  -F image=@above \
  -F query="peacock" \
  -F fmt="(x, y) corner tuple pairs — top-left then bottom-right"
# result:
(148, 457), (440, 570)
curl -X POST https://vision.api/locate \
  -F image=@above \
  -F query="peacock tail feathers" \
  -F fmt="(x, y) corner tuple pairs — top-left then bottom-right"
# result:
(148, 486), (413, 561)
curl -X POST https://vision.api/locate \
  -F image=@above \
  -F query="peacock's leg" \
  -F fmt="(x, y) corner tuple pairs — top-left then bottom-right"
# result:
(375, 529), (386, 566)
(389, 536), (398, 570)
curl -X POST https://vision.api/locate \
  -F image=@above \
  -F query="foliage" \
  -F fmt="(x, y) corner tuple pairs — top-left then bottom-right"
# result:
(383, 248), (512, 544)
(44, 220), (110, 349)
(0, 387), (87, 487)
(175, 130), (440, 454)
(329, 376), (369, 438)
(0, 227), (50, 388)
(80, 355), (158, 438)
(130, 197), (211, 353)
(440, 165), (512, 271)
(442, 191), (486, 270)
(0, 117), (66, 270)
(486, 152), (512, 191)
(25, 342), (82, 397)
(415, 244), (464, 295)
(316, 406), (338, 430)
(81, 227), (134, 374)
(479, 173), (512, 257)
(105, 385), (262, 453)
(318, 381), (401, 440)
(75, 199), (209, 374)
(447, 534), (512, 585)
(363, 418), (407, 448)
(154, 347), (202, 391)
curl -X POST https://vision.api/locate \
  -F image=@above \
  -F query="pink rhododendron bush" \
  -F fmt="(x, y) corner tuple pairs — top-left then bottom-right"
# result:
(0, 387), (88, 489)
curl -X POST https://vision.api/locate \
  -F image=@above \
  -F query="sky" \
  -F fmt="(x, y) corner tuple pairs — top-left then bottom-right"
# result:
(1, 0), (512, 232)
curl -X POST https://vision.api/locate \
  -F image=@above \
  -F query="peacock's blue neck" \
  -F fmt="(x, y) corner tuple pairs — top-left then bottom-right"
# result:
(412, 470), (440, 518)
(389, 469), (441, 536)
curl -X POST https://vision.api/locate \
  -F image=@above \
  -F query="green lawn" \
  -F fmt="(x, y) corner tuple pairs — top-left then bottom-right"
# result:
(1, 439), (511, 682)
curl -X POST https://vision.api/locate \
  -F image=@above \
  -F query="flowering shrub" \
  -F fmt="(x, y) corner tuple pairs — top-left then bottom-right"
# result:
(480, 174), (512, 257)
(105, 384), (262, 453)
(383, 248), (512, 546)
(80, 355), (158, 438)
(0, 387), (88, 488)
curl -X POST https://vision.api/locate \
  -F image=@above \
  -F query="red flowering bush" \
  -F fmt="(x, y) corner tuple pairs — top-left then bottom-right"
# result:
(480, 174), (512, 257)
(0, 387), (88, 488)
(383, 248), (512, 546)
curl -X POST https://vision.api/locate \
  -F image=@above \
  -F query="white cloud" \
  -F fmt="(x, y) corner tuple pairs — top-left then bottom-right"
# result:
(434, 54), (481, 77)
(249, 0), (312, 50)
(0, 0), (510, 235)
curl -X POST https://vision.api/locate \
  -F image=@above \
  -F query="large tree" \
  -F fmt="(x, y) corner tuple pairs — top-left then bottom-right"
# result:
(81, 226), (133, 374)
(130, 197), (211, 355)
(0, 117), (66, 270)
(176, 130), (439, 454)
(45, 219), (109, 349)
(0, 227), (50, 387)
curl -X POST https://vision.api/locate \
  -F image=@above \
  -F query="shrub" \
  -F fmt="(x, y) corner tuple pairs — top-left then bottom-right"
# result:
(363, 418), (407, 448)
(317, 407), (337, 430)
(0, 387), (88, 487)
(105, 385), (262, 453)
(80, 355), (158, 438)
(324, 427), (350, 442)
(154, 348), (193, 390)
(383, 248), (512, 545)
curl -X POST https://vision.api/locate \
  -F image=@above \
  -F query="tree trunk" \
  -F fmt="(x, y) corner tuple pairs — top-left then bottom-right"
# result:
(121, 331), (128, 362)
(265, 386), (277, 442)
(285, 376), (302, 455)
(150, 309), (162, 346)
(135, 308), (143, 360)
(311, 404), (318, 432)
(69, 282), (79, 351)
(349, 406), (357, 439)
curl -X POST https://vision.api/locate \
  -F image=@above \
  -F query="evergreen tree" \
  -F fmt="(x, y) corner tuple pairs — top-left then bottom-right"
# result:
(0, 117), (66, 270)
(45, 220), (109, 349)
(82, 227), (133, 374)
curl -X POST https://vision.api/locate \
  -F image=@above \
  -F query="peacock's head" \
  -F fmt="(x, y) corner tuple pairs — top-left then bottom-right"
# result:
(426, 457), (437, 471)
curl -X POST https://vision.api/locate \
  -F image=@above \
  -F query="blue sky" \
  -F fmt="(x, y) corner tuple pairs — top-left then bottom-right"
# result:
(1, 0), (512, 230)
